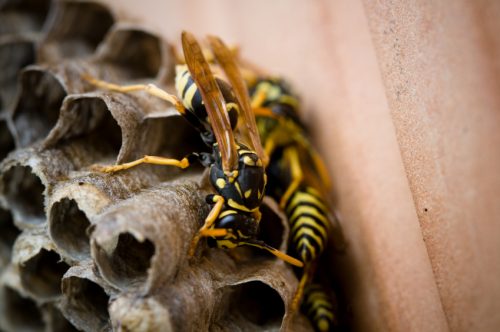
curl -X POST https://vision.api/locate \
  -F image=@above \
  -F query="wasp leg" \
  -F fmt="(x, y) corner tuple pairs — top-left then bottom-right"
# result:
(309, 149), (332, 190)
(260, 139), (276, 168)
(297, 138), (332, 191)
(82, 74), (186, 115)
(252, 107), (279, 119)
(93, 155), (192, 173)
(291, 263), (315, 313)
(279, 147), (303, 209)
(251, 89), (268, 108)
(188, 195), (225, 257)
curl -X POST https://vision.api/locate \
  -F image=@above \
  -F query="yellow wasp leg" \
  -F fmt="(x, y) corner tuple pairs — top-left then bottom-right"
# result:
(290, 263), (315, 313)
(252, 209), (262, 224)
(188, 195), (225, 257)
(262, 139), (276, 168)
(93, 155), (191, 173)
(200, 229), (227, 237)
(82, 74), (186, 115)
(252, 107), (279, 119)
(296, 137), (332, 191)
(251, 89), (268, 108)
(310, 149), (332, 190)
(279, 147), (303, 209)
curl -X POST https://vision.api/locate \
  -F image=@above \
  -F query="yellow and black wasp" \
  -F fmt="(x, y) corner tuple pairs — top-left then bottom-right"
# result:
(302, 283), (338, 332)
(246, 74), (345, 331)
(82, 31), (302, 268)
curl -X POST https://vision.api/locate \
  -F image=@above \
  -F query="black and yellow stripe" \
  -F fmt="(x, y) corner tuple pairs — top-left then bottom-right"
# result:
(175, 65), (205, 118)
(284, 186), (330, 263)
(175, 65), (239, 132)
(302, 284), (336, 332)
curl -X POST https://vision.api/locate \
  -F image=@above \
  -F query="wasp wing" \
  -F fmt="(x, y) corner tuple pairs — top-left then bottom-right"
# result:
(182, 31), (239, 173)
(207, 35), (267, 165)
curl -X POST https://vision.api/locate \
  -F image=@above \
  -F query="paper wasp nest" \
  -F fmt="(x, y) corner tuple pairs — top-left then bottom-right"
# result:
(0, 1), (313, 331)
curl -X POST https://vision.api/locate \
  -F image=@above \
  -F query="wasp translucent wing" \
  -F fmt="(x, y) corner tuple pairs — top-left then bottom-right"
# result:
(181, 31), (239, 173)
(207, 35), (267, 165)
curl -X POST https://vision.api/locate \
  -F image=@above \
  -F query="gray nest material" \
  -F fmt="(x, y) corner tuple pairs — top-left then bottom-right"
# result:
(0, 0), (313, 331)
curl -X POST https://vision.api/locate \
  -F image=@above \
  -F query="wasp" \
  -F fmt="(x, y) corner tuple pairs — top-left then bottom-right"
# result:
(82, 32), (302, 268)
(302, 283), (338, 332)
(245, 73), (345, 327)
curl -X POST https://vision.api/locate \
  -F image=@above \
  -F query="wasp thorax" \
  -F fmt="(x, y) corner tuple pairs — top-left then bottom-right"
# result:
(210, 148), (266, 213)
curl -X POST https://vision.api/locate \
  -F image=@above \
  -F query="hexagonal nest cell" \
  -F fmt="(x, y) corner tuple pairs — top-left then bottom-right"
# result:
(49, 198), (92, 260)
(0, 208), (20, 265)
(94, 232), (156, 288)
(12, 68), (66, 147)
(0, 286), (45, 332)
(230, 281), (286, 328)
(19, 249), (70, 300)
(1, 164), (46, 225)
(0, 119), (15, 163)
(0, 0), (52, 36)
(61, 276), (111, 332)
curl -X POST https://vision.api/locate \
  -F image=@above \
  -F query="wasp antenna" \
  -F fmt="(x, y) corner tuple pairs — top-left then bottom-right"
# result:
(242, 239), (304, 268)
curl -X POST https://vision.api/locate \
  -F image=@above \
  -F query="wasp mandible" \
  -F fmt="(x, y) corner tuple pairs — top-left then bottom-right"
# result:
(83, 32), (302, 268)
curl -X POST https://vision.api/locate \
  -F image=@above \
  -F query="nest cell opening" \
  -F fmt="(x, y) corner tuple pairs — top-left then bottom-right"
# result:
(145, 115), (208, 159)
(2, 165), (46, 224)
(73, 97), (122, 155)
(229, 281), (285, 327)
(0, 40), (36, 110)
(0, 119), (15, 162)
(98, 29), (163, 79)
(49, 198), (91, 261)
(95, 232), (155, 289)
(0, 0), (51, 35)
(61, 276), (110, 332)
(45, 1), (114, 59)
(0, 208), (20, 257)
(45, 304), (80, 332)
(13, 69), (66, 147)
(19, 249), (70, 299)
(47, 96), (122, 158)
(1, 286), (45, 332)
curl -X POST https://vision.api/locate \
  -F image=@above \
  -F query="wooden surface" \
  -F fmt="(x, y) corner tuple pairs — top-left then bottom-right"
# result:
(102, 1), (500, 331)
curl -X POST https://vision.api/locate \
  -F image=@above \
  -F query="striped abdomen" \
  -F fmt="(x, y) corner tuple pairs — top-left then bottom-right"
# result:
(284, 186), (330, 263)
(175, 65), (238, 131)
(175, 65), (205, 118)
(302, 283), (336, 332)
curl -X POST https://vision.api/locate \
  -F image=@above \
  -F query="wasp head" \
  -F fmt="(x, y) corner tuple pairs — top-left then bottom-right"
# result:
(207, 211), (259, 249)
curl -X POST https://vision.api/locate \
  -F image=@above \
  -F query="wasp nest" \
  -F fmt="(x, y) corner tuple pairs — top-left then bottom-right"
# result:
(0, 1), (313, 331)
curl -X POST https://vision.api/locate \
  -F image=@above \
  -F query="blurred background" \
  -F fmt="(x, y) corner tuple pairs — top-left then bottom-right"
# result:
(101, 0), (500, 331)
